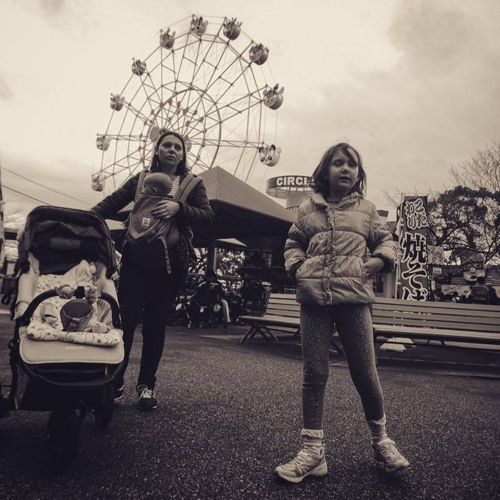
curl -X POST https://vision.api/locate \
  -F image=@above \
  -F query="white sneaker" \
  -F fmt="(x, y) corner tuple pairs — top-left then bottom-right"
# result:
(275, 447), (328, 483)
(373, 438), (409, 473)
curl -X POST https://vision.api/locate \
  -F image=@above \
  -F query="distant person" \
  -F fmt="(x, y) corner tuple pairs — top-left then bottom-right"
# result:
(275, 142), (409, 484)
(187, 269), (230, 327)
(243, 251), (267, 268)
(92, 130), (214, 411)
(487, 284), (499, 306)
(467, 276), (489, 305)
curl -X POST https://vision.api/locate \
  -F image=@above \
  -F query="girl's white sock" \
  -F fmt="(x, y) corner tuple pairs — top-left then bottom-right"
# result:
(367, 414), (388, 444)
(301, 428), (324, 453)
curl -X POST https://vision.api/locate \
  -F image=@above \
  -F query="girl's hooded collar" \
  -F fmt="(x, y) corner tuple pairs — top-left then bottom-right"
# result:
(311, 191), (362, 208)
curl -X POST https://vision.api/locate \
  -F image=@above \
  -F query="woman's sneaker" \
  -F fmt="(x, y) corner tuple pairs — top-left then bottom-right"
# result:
(136, 385), (158, 411)
(275, 447), (328, 483)
(372, 438), (409, 473)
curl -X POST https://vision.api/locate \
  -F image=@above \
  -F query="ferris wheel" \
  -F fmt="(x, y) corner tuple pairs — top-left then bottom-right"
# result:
(92, 14), (284, 194)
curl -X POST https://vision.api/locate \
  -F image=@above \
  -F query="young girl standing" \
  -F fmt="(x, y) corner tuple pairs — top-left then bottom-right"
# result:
(275, 143), (409, 483)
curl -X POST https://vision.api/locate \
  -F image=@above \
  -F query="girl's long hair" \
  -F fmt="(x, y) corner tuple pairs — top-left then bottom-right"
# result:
(311, 142), (366, 197)
(149, 130), (188, 176)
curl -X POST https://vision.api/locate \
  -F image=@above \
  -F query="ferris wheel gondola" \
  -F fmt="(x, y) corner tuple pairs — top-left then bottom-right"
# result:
(92, 15), (284, 194)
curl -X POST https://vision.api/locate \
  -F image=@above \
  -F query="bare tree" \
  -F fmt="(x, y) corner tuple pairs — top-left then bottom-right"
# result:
(451, 142), (500, 192)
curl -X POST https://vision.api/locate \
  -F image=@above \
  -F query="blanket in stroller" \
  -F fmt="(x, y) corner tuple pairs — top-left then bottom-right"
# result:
(18, 259), (123, 364)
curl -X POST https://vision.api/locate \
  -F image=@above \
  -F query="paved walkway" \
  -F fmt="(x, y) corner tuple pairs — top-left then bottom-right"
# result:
(0, 309), (499, 499)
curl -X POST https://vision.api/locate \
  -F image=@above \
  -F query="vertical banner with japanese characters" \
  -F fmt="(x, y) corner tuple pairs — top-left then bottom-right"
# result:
(398, 195), (429, 300)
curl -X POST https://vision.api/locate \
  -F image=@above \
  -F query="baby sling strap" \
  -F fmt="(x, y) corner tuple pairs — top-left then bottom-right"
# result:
(131, 171), (202, 273)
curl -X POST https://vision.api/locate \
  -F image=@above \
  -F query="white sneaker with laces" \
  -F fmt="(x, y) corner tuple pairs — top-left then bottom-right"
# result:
(275, 447), (328, 483)
(372, 438), (409, 473)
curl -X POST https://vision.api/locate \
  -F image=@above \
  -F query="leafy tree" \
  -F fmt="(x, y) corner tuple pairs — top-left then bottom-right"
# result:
(427, 186), (500, 265)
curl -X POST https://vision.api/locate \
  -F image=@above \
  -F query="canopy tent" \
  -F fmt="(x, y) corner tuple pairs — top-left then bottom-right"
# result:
(194, 166), (295, 252)
(104, 166), (295, 267)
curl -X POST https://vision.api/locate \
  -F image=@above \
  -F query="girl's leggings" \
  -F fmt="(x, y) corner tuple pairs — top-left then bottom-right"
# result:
(300, 303), (384, 429)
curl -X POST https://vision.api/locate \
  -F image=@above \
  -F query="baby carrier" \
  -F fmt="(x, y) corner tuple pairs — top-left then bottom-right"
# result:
(0, 206), (123, 470)
(125, 171), (202, 272)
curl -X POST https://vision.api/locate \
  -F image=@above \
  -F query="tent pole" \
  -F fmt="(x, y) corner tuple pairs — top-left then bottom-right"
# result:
(206, 235), (217, 272)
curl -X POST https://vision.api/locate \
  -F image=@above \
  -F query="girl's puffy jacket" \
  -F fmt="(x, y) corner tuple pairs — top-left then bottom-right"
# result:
(284, 192), (397, 306)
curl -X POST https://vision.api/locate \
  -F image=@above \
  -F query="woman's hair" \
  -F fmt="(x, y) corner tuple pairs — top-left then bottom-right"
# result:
(311, 142), (366, 197)
(150, 130), (188, 175)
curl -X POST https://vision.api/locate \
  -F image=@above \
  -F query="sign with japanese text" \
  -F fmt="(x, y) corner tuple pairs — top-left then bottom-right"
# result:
(398, 195), (429, 300)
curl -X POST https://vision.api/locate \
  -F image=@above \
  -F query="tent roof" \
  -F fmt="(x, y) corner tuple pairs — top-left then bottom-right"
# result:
(108, 166), (295, 251)
(193, 167), (294, 250)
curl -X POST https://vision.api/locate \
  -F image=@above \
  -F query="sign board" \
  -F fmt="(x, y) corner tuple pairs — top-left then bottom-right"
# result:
(397, 195), (429, 300)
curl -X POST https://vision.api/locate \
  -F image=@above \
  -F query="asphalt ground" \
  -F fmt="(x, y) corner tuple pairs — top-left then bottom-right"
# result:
(0, 306), (499, 500)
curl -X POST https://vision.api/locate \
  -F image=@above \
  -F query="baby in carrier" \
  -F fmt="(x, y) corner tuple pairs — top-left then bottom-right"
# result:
(142, 172), (173, 197)
(126, 172), (179, 271)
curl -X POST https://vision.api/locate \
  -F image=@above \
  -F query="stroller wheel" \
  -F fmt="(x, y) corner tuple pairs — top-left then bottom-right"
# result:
(46, 409), (80, 470)
(93, 385), (114, 430)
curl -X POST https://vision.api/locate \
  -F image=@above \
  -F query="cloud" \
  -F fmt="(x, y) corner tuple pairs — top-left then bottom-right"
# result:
(269, 0), (500, 215)
(1, 150), (98, 216)
(0, 75), (13, 100)
(39, 0), (65, 16)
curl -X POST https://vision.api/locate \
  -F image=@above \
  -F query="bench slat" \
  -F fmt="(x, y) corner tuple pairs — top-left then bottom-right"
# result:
(373, 324), (500, 344)
(372, 314), (500, 333)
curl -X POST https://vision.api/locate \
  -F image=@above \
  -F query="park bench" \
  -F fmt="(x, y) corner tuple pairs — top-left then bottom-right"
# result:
(238, 293), (344, 355)
(372, 297), (500, 347)
(239, 293), (500, 353)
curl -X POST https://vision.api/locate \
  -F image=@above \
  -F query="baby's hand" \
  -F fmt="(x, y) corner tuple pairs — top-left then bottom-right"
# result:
(56, 285), (74, 299)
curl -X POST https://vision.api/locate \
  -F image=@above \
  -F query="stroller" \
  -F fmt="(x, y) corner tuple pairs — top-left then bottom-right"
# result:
(0, 206), (123, 469)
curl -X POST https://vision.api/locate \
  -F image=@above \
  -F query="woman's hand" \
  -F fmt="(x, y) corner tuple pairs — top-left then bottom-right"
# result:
(364, 257), (385, 277)
(152, 200), (180, 220)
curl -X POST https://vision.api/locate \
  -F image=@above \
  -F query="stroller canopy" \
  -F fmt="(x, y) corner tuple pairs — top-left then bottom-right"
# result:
(17, 206), (118, 277)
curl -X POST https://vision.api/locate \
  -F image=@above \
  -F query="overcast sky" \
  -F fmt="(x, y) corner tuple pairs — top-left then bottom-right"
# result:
(1, 0), (499, 227)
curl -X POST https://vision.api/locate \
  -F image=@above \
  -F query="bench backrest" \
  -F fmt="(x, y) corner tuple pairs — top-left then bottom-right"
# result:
(263, 294), (500, 334)
(264, 293), (300, 320)
(372, 297), (500, 334)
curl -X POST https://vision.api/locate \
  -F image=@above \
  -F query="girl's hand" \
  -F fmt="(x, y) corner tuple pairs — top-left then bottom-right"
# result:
(152, 200), (180, 220)
(364, 257), (385, 277)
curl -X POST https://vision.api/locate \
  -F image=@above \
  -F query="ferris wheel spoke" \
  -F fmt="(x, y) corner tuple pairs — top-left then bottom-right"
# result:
(203, 49), (253, 98)
(203, 40), (253, 95)
(203, 69), (258, 117)
(190, 35), (228, 90)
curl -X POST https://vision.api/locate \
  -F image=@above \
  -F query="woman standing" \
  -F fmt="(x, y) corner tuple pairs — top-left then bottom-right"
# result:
(92, 131), (214, 411)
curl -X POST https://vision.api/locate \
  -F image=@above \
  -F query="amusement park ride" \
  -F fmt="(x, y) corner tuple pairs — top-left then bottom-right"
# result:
(92, 15), (284, 195)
